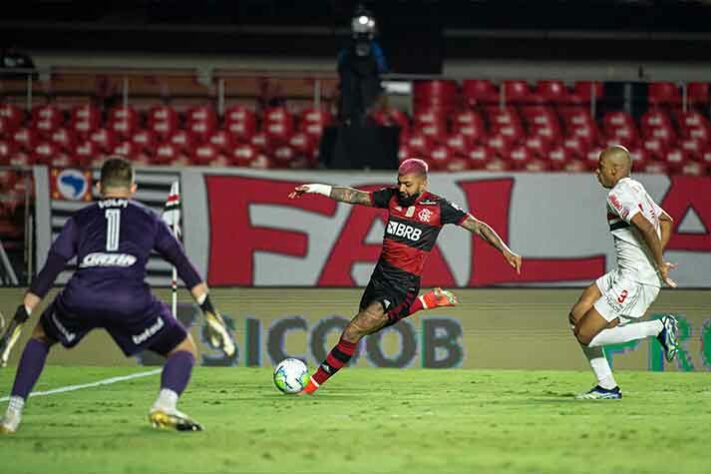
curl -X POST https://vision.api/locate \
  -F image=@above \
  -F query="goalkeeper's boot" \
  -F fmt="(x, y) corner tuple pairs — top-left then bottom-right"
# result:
(149, 408), (203, 432)
(656, 315), (679, 362)
(0, 411), (21, 435)
(420, 287), (459, 309)
(204, 311), (236, 357)
(576, 385), (622, 400)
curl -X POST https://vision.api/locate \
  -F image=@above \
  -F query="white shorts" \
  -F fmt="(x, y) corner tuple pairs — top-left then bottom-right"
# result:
(593, 270), (660, 323)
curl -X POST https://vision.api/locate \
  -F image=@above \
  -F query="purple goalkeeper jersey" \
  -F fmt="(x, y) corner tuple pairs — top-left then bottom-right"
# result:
(30, 198), (201, 319)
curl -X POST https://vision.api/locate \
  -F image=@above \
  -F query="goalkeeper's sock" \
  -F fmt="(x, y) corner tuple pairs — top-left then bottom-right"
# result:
(10, 338), (50, 400)
(160, 351), (195, 398)
(407, 288), (458, 315)
(304, 337), (357, 394)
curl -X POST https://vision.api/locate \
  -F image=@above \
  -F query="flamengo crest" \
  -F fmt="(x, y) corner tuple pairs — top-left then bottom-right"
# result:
(418, 208), (433, 223)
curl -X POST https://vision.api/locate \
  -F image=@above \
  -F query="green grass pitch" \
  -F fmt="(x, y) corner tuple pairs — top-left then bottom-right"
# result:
(1, 367), (709, 473)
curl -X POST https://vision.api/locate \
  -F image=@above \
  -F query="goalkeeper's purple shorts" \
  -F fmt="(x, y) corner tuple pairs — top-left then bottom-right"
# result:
(40, 296), (187, 357)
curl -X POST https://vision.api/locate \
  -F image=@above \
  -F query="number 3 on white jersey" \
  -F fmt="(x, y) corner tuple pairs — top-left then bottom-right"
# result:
(105, 209), (121, 251)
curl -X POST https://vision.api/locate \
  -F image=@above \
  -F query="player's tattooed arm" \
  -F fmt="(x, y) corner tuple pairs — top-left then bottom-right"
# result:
(329, 186), (372, 206)
(289, 184), (372, 206)
(460, 215), (522, 274)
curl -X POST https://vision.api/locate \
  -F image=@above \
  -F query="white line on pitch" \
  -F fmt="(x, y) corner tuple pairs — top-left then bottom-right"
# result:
(0, 369), (161, 402)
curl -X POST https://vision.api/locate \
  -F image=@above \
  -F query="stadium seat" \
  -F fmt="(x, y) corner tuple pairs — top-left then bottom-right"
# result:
(49, 127), (77, 152)
(0, 103), (24, 130)
(414, 108), (447, 128)
(465, 145), (494, 170)
(185, 106), (218, 128)
(574, 81), (604, 102)
(536, 80), (569, 103)
(563, 160), (588, 173)
(191, 143), (222, 166)
(445, 133), (473, 156)
(641, 161), (670, 174)
(484, 158), (512, 171)
(398, 144), (412, 163)
(407, 132), (435, 155)
(701, 146), (711, 166)
(487, 107), (521, 127)
(108, 117), (140, 138)
(271, 145), (299, 168)
(147, 105), (179, 125)
(523, 159), (552, 172)
(169, 130), (197, 153)
(461, 79), (499, 106)
(154, 142), (180, 165)
(228, 143), (259, 167)
(0, 139), (16, 164)
(428, 144), (454, 171)
(523, 136), (552, 158)
(32, 141), (59, 165)
(112, 141), (141, 161)
(662, 148), (690, 174)
(680, 160), (706, 176)
(642, 138), (667, 159)
(108, 106), (140, 126)
(680, 138), (703, 159)
(509, 145), (535, 170)
(548, 145), (574, 170)
(628, 147), (650, 169)
(264, 121), (293, 144)
(648, 82), (681, 107)
(687, 82), (709, 107)
(130, 130), (158, 154)
(0, 117), (12, 138)
(300, 107), (333, 128)
(640, 110), (673, 133)
(645, 126), (676, 146)
(603, 111), (635, 130)
(74, 140), (101, 166)
(208, 130), (238, 152)
(148, 118), (179, 138)
(12, 128), (39, 151)
(453, 110), (484, 129)
(70, 104), (101, 126)
(562, 136), (589, 159)
(288, 132), (317, 156)
(225, 120), (257, 142)
(486, 134), (514, 157)
(7, 150), (32, 167)
(414, 80), (458, 110)
(187, 120), (216, 143)
(502, 80), (531, 104)
(89, 128), (118, 151)
(250, 132), (270, 152)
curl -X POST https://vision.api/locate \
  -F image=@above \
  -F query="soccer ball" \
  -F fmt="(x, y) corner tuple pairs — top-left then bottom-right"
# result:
(273, 358), (309, 394)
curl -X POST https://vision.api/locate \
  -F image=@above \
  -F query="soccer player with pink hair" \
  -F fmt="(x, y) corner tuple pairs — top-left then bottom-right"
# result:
(289, 158), (522, 394)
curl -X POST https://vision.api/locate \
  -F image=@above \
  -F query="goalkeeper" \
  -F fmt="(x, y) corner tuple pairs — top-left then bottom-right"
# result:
(0, 157), (234, 434)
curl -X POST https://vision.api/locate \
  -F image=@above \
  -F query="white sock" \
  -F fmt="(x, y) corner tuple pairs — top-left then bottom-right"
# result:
(580, 345), (618, 389)
(587, 320), (663, 348)
(152, 389), (178, 412)
(2, 396), (24, 431)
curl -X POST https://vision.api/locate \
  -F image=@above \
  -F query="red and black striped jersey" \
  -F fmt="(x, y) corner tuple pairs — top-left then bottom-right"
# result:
(369, 188), (469, 277)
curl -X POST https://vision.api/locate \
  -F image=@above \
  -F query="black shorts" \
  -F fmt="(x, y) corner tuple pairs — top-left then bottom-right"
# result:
(359, 262), (420, 327)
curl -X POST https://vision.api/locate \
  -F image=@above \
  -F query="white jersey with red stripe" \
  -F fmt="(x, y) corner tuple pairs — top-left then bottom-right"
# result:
(606, 177), (664, 287)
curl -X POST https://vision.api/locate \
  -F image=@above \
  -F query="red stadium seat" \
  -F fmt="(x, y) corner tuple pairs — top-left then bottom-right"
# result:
(548, 145), (574, 170)
(680, 161), (706, 176)
(70, 117), (100, 137)
(398, 144), (412, 163)
(185, 106), (217, 127)
(445, 133), (474, 156)
(250, 132), (270, 152)
(520, 106), (558, 128)
(523, 136), (552, 158)
(130, 130), (158, 154)
(502, 80), (531, 104)
(108, 117), (139, 137)
(486, 134), (514, 157)
(494, 124), (524, 142)
(169, 130), (197, 152)
(454, 123), (486, 144)
(528, 125), (560, 144)
(645, 126), (676, 145)
(32, 141), (59, 165)
(70, 104), (101, 125)
(264, 121), (293, 144)
(32, 104), (63, 123)
(414, 80), (457, 110)
(288, 132), (317, 156)
(465, 145), (494, 169)
(487, 107), (521, 127)
(74, 140), (101, 166)
(229, 143), (259, 167)
(49, 128), (77, 152)
(112, 141), (141, 161)
(484, 158), (512, 172)
(453, 110), (484, 129)
(7, 151), (32, 167)
(191, 143), (221, 166)
(680, 138), (703, 158)
(108, 106), (139, 126)
(523, 159), (552, 172)
(641, 161), (670, 174)
(642, 139), (667, 159)
(0, 139), (17, 164)
(536, 81), (569, 103)
(563, 160), (588, 173)
(574, 81), (604, 102)
(147, 105), (179, 124)
(271, 145), (298, 168)
(562, 137), (589, 159)
(428, 144), (454, 171)
(407, 132), (435, 155)
(461, 80), (499, 106)
(226, 120), (257, 142)
(12, 128), (39, 151)
(662, 148), (689, 174)
(225, 105), (256, 124)
(0, 103), (24, 129)
(585, 146), (605, 169)
(640, 110), (673, 133)
(0, 117), (13, 138)
(648, 82), (681, 107)
(208, 130), (238, 152)
(561, 109), (595, 127)
(50, 153), (77, 168)
(569, 124), (598, 145)
(508, 145), (535, 170)
(300, 108), (333, 128)
(89, 128), (118, 151)
(688, 82), (709, 107)
(628, 147), (651, 170)
(603, 111), (635, 131)
(187, 120), (216, 143)
(701, 146), (711, 166)
(264, 107), (294, 126)
(154, 142), (181, 165)
(414, 108), (446, 127)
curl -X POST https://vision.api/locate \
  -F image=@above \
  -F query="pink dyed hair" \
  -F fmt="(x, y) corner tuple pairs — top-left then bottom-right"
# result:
(398, 158), (429, 176)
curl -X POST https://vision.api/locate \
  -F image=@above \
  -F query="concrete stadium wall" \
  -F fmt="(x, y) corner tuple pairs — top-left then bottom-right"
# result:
(1, 288), (708, 371)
